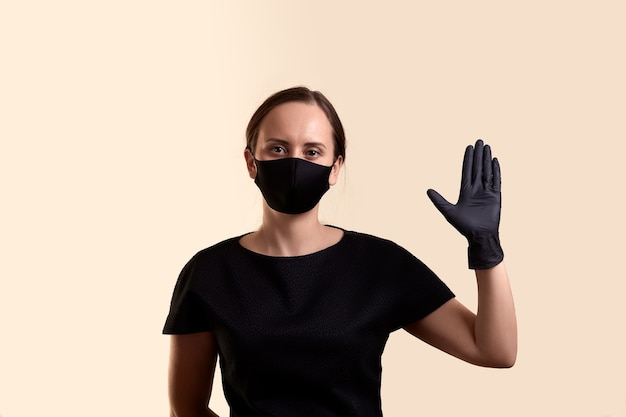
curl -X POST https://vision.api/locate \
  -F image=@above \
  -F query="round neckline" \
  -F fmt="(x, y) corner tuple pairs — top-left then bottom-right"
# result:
(236, 226), (348, 260)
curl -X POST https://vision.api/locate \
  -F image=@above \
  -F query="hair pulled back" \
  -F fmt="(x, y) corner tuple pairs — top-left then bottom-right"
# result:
(245, 86), (346, 162)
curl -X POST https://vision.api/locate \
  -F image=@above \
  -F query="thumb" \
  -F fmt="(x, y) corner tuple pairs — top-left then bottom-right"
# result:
(427, 189), (453, 215)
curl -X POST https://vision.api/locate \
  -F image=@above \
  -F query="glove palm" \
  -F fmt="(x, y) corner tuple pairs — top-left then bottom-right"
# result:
(427, 140), (504, 269)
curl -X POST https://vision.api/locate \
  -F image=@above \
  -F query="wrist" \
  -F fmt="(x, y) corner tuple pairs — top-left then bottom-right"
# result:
(467, 233), (504, 270)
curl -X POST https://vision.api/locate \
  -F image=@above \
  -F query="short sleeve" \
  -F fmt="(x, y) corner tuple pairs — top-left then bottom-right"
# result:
(162, 256), (212, 334)
(384, 243), (455, 331)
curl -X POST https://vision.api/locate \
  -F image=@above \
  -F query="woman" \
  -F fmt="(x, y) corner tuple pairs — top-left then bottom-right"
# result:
(163, 87), (517, 417)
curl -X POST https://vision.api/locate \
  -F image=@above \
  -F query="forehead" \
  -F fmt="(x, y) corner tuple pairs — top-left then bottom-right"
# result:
(258, 101), (333, 142)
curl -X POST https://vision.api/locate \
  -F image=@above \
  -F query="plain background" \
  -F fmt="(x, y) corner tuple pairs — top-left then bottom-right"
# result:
(1, 1), (625, 416)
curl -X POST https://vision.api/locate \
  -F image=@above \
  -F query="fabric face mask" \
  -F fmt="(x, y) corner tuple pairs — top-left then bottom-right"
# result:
(254, 157), (334, 214)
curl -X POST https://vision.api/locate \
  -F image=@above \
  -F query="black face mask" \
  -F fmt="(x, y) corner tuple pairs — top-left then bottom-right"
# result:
(254, 157), (334, 215)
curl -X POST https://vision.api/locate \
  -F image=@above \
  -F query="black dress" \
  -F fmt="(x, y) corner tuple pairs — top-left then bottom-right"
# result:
(163, 228), (454, 417)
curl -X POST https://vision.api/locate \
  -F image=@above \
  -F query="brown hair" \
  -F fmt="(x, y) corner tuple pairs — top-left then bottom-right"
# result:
(245, 86), (346, 162)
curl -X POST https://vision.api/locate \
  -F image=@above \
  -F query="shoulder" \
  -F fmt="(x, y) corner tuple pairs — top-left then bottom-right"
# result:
(182, 233), (250, 268)
(341, 228), (408, 252)
(338, 228), (419, 264)
(194, 234), (246, 256)
(171, 234), (250, 289)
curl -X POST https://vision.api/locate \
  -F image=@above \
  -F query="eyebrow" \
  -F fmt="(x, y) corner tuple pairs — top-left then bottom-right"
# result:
(264, 138), (327, 148)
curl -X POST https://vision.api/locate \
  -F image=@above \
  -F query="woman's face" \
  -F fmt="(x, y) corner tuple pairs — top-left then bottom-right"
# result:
(245, 101), (343, 185)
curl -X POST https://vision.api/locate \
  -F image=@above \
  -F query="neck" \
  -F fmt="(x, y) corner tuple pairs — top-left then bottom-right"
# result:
(255, 204), (328, 256)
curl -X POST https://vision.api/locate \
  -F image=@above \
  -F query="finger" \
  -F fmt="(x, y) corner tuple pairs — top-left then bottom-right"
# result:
(427, 189), (453, 215)
(492, 157), (501, 192)
(461, 144), (474, 189)
(473, 139), (484, 184)
(483, 143), (493, 187)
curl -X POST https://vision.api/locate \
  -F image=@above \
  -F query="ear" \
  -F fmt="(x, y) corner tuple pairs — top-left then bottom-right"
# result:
(328, 155), (344, 186)
(244, 148), (257, 179)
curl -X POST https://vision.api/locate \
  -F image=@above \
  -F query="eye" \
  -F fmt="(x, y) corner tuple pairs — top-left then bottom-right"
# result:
(306, 149), (321, 157)
(271, 146), (286, 154)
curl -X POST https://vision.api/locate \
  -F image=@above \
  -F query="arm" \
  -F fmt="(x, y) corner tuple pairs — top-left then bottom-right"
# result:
(404, 261), (517, 367)
(408, 140), (516, 367)
(168, 332), (221, 417)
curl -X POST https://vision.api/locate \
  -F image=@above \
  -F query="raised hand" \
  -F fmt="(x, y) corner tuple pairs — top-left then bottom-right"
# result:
(427, 139), (504, 269)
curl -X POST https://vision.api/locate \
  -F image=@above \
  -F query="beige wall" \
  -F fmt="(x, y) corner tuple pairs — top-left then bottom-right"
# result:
(1, 1), (625, 416)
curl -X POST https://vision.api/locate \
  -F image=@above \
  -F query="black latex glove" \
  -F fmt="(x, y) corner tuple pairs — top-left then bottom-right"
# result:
(427, 139), (504, 269)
